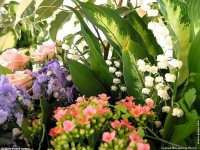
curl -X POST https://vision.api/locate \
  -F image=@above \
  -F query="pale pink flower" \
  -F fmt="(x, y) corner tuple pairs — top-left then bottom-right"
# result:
(7, 70), (32, 88)
(102, 131), (116, 143)
(111, 120), (121, 129)
(30, 43), (55, 62)
(137, 143), (150, 150)
(0, 49), (30, 71)
(98, 94), (110, 101)
(83, 106), (96, 118)
(54, 109), (66, 121)
(129, 132), (143, 143)
(63, 120), (76, 132)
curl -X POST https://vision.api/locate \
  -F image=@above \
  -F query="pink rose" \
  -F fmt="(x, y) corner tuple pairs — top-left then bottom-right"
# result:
(102, 131), (116, 143)
(7, 70), (32, 88)
(0, 49), (30, 71)
(63, 120), (76, 132)
(30, 42), (55, 62)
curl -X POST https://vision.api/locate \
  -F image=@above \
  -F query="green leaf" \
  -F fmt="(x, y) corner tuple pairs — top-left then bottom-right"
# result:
(67, 6), (113, 93)
(184, 88), (196, 109)
(170, 110), (199, 145)
(121, 113), (130, 119)
(137, 126), (145, 138)
(188, 31), (200, 91)
(157, 0), (191, 84)
(0, 65), (12, 74)
(36, 0), (64, 21)
(0, 30), (16, 52)
(189, 0), (200, 37)
(127, 11), (163, 58)
(78, 1), (149, 55)
(115, 104), (128, 113)
(50, 11), (72, 41)
(122, 44), (145, 101)
(67, 59), (106, 96)
(15, 0), (33, 24)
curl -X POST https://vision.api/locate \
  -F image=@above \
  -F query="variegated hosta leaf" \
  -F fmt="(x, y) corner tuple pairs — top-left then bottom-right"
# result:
(190, 0), (200, 37)
(157, 0), (191, 84)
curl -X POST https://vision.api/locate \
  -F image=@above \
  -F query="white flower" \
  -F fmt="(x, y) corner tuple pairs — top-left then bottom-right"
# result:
(157, 89), (170, 100)
(120, 86), (127, 92)
(53, 92), (59, 98)
(172, 108), (184, 118)
(155, 76), (164, 83)
(141, 4), (151, 11)
(150, 66), (158, 74)
(157, 54), (168, 62)
(155, 83), (165, 90)
(67, 75), (72, 81)
(111, 85), (117, 91)
(115, 71), (123, 77)
(162, 106), (171, 113)
(114, 61), (120, 68)
(105, 60), (112, 66)
(138, 65), (147, 72)
(145, 98), (154, 104)
(165, 73), (176, 83)
(68, 49), (77, 54)
(157, 61), (168, 69)
(109, 67), (117, 73)
(67, 54), (73, 59)
(145, 65), (151, 72)
(168, 59), (183, 69)
(142, 88), (151, 95)
(143, 0), (156, 5)
(145, 76), (154, 87)
(147, 9), (159, 16)
(155, 121), (162, 128)
(113, 78), (121, 84)
(148, 22), (156, 30)
(137, 59), (146, 66)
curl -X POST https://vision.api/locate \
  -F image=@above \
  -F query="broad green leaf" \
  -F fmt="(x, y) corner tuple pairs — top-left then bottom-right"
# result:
(78, 1), (149, 55)
(184, 88), (196, 109)
(127, 11), (163, 58)
(0, 30), (16, 52)
(157, 0), (191, 84)
(188, 31), (200, 91)
(36, 0), (64, 21)
(170, 110), (199, 145)
(50, 11), (72, 41)
(15, 0), (33, 25)
(115, 104), (128, 113)
(0, 65), (12, 74)
(122, 42), (146, 100)
(67, 59), (106, 96)
(189, 0), (200, 37)
(67, 6), (113, 92)
(137, 126), (145, 138)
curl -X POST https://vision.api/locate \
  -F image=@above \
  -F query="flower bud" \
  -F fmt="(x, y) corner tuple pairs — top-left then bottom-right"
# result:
(109, 67), (117, 73)
(142, 88), (150, 95)
(111, 85), (117, 91)
(106, 60), (112, 66)
(172, 108), (184, 117)
(165, 73), (176, 83)
(154, 121), (162, 128)
(162, 106), (171, 113)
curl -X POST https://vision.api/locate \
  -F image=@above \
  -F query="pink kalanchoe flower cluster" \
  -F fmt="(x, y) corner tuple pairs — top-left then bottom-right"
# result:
(116, 96), (155, 119)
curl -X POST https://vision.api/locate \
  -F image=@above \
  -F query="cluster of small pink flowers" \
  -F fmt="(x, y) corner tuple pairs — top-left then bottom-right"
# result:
(116, 96), (155, 119)
(100, 119), (150, 150)
(49, 94), (112, 149)
(50, 95), (152, 149)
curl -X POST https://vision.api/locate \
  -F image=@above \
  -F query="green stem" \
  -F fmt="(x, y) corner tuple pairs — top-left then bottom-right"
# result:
(171, 69), (178, 108)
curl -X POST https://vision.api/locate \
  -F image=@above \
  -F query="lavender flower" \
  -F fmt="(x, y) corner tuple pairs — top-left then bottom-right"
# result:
(0, 109), (9, 124)
(31, 59), (79, 104)
(0, 83), (18, 104)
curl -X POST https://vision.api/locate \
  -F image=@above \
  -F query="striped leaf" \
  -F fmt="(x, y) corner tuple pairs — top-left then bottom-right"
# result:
(67, 6), (113, 94)
(0, 30), (16, 52)
(189, 0), (200, 37)
(127, 11), (163, 58)
(78, 2), (151, 99)
(157, 0), (191, 84)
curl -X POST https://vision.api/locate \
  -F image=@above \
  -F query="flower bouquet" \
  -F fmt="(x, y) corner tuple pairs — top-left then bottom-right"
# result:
(0, 0), (200, 149)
